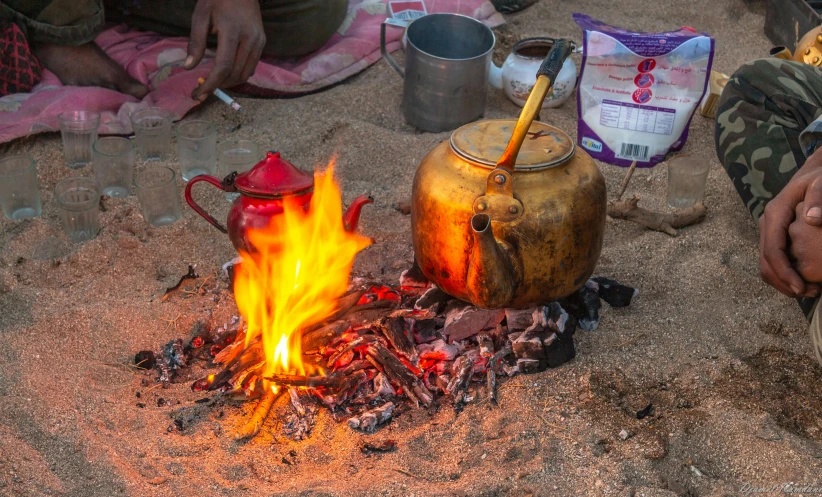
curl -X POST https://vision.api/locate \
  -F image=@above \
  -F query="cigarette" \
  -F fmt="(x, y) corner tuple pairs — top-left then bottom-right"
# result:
(197, 77), (241, 111)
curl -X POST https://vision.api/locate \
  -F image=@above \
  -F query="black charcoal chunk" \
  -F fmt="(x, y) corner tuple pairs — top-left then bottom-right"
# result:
(592, 277), (637, 308)
(544, 330), (576, 368)
(561, 284), (601, 331)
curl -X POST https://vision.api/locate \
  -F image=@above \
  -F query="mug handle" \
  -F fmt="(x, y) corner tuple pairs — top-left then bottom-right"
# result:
(184, 174), (229, 233)
(380, 19), (408, 78)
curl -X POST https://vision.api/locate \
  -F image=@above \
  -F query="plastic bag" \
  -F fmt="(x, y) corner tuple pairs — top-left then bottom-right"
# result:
(573, 13), (714, 167)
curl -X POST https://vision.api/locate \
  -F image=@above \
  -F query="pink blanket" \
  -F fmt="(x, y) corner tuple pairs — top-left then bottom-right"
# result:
(0, 0), (503, 144)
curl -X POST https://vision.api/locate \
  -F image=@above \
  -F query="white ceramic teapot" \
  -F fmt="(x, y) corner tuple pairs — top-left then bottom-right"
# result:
(489, 37), (577, 108)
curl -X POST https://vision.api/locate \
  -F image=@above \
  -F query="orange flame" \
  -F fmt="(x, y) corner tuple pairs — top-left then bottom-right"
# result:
(233, 163), (371, 391)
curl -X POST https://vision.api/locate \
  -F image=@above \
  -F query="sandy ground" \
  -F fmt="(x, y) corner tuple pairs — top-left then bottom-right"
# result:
(3, 0), (821, 496)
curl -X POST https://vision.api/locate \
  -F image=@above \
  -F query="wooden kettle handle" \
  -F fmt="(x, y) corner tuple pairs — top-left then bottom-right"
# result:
(495, 39), (575, 173)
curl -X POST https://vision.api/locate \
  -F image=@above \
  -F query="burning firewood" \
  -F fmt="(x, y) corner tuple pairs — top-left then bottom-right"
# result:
(235, 388), (282, 440)
(142, 257), (635, 440)
(366, 343), (432, 407)
(378, 316), (419, 365)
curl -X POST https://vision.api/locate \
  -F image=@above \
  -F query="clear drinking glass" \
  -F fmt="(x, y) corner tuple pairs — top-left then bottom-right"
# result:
(667, 154), (710, 209)
(92, 137), (135, 198)
(130, 108), (172, 161)
(135, 166), (182, 226)
(58, 111), (100, 169)
(55, 177), (101, 243)
(0, 155), (41, 220)
(218, 139), (261, 201)
(176, 120), (217, 181)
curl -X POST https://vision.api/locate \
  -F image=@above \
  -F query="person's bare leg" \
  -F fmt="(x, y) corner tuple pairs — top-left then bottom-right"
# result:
(33, 42), (149, 99)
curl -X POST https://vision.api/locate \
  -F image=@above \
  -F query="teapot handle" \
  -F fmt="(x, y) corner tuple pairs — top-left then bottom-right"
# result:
(184, 174), (230, 233)
(495, 38), (575, 172)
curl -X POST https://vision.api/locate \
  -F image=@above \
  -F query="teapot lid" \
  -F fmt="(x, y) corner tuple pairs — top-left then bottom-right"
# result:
(234, 151), (314, 198)
(450, 120), (575, 171)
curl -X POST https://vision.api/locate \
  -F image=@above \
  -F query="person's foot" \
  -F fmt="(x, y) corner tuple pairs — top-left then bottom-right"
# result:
(33, 42), (149, 99)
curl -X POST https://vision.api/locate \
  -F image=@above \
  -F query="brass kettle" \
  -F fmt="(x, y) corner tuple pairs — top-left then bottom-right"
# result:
(411, 39), (607, 309)
(771, 26), (822, 66)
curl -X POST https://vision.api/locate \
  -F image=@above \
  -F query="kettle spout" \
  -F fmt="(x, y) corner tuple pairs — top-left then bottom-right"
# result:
(343, 194), (373, 232)
(466, 214), (515, 309)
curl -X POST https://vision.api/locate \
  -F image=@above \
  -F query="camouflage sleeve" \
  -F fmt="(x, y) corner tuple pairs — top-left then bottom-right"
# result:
(799, 117), (822, 157)
(0, 0), (104, 46)
(715, 58), (822, 222)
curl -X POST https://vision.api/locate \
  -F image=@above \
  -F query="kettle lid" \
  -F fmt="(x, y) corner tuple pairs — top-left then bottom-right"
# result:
(234, 151), (314, 198)
(450, 119), (575, 171)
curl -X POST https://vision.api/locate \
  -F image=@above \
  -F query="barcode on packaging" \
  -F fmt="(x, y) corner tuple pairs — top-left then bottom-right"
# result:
(616, 143), (651, 161)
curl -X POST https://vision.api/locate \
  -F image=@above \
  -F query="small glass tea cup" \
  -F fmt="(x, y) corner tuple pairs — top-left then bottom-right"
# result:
(176, 120), (217, 181)
(0, 155), (41, 220)
(55, 177), (101, 243)
(130, 108), (172, 161)
(92, 137), (135, 198)
(135, 166), (182, 226)
(58, 110), (100, 169)
(667, 154), (710, 209)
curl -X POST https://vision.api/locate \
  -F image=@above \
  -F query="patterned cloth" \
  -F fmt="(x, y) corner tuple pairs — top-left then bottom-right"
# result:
(0, 0), (504, 143)
(714, 57), (822, 319)
(0, 20), (41, 97)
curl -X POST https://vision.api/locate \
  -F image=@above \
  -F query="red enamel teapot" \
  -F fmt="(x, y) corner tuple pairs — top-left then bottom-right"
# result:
(184, 151), (372, 253)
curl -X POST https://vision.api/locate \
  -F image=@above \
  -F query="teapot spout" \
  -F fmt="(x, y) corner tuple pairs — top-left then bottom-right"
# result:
(467, 214), (515, 309)
(343, 194), (373, 232)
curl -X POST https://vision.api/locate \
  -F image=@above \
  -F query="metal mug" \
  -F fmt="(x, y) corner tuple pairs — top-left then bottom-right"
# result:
(380, 13), (495, 133)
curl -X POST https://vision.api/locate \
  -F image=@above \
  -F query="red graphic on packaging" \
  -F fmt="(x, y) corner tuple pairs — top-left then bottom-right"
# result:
(632, 88), (653, 104)
(637, 59), (656, 73)
(634, 73), (654, 88)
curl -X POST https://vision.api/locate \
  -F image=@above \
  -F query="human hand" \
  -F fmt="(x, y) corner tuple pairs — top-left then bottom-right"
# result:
(789, 201), (822, 283)
(759, 148), (822, 298)
(185, 0), (266, 101)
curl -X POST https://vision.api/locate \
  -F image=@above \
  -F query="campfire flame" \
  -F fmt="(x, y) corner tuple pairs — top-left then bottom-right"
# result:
(233, 163), (372, 393)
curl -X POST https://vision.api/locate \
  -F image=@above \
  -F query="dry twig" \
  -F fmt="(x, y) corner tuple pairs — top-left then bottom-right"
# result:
(607, 160), (707, 236)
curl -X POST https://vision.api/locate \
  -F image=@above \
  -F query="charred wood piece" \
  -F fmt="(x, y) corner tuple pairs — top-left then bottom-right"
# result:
(443, 306), (505, 342)
(505, 307), (538, 333)
(321, 369), (370, 407)
(417, 339), (458, 361)
(414, 286), (452, 311)
(327, 335), (378, 368)
(265, 373), (344, 389)
(478, 333), (494, 358)
(348, 402), (395, 433)
(447, 356), (474, 399)
(409, 318), (439, 345)
(366, 343), (432, 407)
(487, 368), (497, 405)
(378, 316), (418, 364)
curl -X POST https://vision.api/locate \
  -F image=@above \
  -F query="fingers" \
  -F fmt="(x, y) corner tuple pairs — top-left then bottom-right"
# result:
(238, 33), (265, 84)
(229, 38), (253, 87)
(760, 202), (806, 296)
(803, 176), (822, 226)
(193, 27), (239, 101)
(186, 1), (211, 69)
